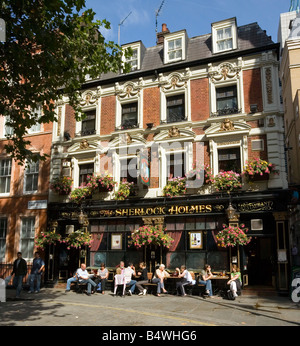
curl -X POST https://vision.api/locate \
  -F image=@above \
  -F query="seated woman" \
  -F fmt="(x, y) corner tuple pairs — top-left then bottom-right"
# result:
(227, 264), (242, 298)
(136, 262), (148, 296)
(95, 263), (109, 294)
(198, 264), (214, 297)
(175, 265), (193, 296)
(152, 264), (170, 296)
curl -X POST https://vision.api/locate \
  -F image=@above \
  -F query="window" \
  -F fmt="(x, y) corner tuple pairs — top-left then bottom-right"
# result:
(215, 85), (239, 116)
(212, 18), (237, 54)
(4, 116), (13, 136)
(121, 102), (138, 129)
(28, 106), (42, 133)
(0, 218), (7, 259)
(0, 159), (11, 193)
(216, 27), (233, 51)
(79, 163), (94, 186)
(166, 94), (185, 123)
(20, 217), (35, 259)
(120, 157), (138, 184)
(168, 38), (182, 61)
(81, 109), (96, 136)
(167, 152), (185, 179)
(127, 48), (138, 72)
(164, 31), (186, 63)
(24, 160), (39, 192)
(218, 148), (241, 173)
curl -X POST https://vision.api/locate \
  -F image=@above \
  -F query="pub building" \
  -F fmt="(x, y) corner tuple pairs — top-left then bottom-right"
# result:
(47, 18), (291, 294)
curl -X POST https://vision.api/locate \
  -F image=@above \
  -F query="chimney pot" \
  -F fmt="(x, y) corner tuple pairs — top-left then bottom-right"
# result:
(156, 23), (170, 45)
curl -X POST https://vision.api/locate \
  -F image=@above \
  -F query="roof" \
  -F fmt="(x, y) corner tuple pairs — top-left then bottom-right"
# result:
(87, 22), (276, 85)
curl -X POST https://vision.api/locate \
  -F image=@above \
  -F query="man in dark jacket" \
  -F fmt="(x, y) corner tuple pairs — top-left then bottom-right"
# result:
(11, 252), (27, 298)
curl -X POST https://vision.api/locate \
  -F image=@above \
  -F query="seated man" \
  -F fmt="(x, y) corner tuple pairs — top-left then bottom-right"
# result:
(124, 263), (137, 296)
(66, 263), (96, 296)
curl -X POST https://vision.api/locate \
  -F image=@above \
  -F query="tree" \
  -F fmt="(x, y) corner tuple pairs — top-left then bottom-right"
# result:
(0, 0), (130, 163)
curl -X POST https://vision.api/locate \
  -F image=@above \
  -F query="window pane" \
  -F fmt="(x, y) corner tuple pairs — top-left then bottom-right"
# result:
(122, 102), (138, 129)
(0, 159), (11, 193)
(24, 160), (39, 192)
(166, 95), (185, 123)
(79, 163), (94, 185)
(224, 27), (232, 38)
(0, 218), (7, 258)
(20, 217), (35, 258)
(218, 148), (241, 173)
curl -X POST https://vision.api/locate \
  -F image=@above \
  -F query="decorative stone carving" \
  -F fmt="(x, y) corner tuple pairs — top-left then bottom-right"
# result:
(265, 67), (273, 104)
(79, 90), (98, 106)
(168, 126), (181, 137)
(219, 118), (235, 131)
(115, 81), (141, 99)
(80, 139), (89, 149)
(208, 61), (241, 82)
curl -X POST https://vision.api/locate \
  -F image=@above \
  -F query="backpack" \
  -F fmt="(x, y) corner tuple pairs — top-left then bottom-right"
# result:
(226, 289), (236, 300)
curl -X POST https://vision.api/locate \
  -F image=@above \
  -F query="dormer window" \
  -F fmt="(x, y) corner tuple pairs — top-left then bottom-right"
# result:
(164, 30), (187, 64)
(212, 18), (237, 54)
(122, 41), (145, 72)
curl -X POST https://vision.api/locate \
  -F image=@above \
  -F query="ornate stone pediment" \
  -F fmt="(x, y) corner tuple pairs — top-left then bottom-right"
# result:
(115, 80), (142, 100)
(154, 127), (195, 142)
(159, 70), (190, 91)
(205, 120), (251, 138)
(208, 61), (241, 82)
(68, 139), (103, 153)
(79, 89), (100, 106)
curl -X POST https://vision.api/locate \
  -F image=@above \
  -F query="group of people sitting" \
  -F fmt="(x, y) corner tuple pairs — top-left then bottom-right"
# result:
(65, 261), (242, 298)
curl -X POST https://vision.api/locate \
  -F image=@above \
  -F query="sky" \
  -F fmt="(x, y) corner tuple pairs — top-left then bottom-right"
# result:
(84, 0), (292, 47)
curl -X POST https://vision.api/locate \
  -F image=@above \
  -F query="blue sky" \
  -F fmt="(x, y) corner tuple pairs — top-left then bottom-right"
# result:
(85, 0), (291, 47)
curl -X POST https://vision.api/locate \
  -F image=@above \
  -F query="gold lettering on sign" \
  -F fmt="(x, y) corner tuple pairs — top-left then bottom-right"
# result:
(238, 201), (273, 212)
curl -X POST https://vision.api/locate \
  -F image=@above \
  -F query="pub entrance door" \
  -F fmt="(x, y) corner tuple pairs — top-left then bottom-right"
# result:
(145, 245), (164, 275)
(243, 237), (274, 286)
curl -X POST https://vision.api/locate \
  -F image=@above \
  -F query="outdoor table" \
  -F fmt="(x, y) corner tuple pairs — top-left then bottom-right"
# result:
(210, 275), (229, 294)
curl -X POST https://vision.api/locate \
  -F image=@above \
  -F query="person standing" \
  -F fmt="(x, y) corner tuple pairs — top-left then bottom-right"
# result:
(11, 252), (27, 298)
(28, 252), (45, 293)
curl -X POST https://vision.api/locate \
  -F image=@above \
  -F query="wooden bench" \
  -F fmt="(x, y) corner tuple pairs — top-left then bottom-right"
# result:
(141, 272), (158, 294)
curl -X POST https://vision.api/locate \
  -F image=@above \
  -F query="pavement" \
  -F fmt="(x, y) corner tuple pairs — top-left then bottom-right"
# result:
(0, 286), (299, 329)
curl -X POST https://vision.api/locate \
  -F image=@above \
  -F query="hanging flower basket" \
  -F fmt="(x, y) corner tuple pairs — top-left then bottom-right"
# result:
(216, 224), (251, 248)
(50, 176), (73, 195)
(69, 186), (92, 203)
(213, 171), (242, 193)
(86, 174), (116, 193)
(163, 177), (186, 197)
(34, 231), (61, 250)
(114, 180), (135, 200)
(62, 230), (93, 250)
(128, 225), (174, 249)
(242, 158), (279, 182)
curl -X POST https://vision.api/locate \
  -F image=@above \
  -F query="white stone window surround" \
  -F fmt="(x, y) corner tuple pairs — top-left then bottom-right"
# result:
(71, 157), (96, 189)
(211, 18), (238, 54)
(209, 137), (248, 177)
(160, 72), (191, 124)
(115, 81), (143, 131)
(208, 60), (244, 116)
(159, 141), (193, 190)
(74, 89), (101, 137)
(163, 30), (187, 64)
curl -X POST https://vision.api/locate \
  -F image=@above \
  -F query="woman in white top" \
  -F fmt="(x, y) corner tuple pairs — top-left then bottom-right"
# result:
(152, 264), (170, 296)
(176, 265), (193, 296)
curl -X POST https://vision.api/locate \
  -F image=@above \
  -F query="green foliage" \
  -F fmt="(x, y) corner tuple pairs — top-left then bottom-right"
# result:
(0, 0), (131, 163)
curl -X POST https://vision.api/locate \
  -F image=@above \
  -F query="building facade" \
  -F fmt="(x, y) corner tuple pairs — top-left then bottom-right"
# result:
(0, 112), (53, 268)
(279, 11), (300, 273)
(47, 18), (290, 291)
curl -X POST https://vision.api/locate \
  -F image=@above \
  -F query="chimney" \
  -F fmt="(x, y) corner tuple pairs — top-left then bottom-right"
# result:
(156, 23), (170, 45)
